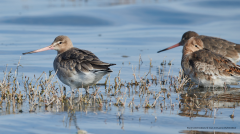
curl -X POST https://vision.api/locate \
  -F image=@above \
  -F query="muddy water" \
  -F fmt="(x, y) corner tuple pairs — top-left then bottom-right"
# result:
(0, 0), (240, 133)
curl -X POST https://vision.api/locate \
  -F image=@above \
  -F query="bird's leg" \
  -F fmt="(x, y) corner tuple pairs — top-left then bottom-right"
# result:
(70, 88), (75, 104)
(71, 88), (75, 98)
(85, 86), (89, 94)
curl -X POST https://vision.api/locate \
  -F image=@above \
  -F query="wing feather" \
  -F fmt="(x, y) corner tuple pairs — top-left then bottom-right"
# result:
(182, 49), (240, 78)
(198, 36), (239, 62)
(54, 47), (115, 73)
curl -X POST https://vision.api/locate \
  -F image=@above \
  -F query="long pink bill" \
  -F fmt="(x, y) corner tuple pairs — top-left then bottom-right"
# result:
(22, 45), (54, 55)
(157, 43), (180, 53)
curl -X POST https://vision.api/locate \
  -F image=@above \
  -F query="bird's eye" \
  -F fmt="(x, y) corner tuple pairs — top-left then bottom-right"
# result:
(59, 42), (62, 44)
(195, 45), (198, 48)
(182, 38), (185, 40)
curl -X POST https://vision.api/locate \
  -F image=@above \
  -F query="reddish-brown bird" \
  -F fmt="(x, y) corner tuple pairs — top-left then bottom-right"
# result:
(181, 37), (240, 87)
(158, 31), (240, 63)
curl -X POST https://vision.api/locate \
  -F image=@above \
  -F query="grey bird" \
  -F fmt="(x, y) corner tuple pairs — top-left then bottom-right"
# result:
(23, 35), (116, 93)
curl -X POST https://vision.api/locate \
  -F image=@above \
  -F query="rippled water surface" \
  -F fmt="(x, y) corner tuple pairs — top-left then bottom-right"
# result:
(0, 0), (240, 133)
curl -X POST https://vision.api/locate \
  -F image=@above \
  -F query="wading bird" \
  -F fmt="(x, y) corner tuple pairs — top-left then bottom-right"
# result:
(23, 35), (115, 93)
(181, 36), (240, 87)
(158, 31), (240, 63)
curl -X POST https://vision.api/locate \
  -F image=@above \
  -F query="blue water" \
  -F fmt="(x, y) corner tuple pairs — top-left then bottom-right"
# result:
(0, 0), (240, 133)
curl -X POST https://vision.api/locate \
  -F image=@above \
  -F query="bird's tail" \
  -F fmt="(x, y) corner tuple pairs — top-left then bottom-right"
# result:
(234, 44), (240, 53)
(230, 65), (240, 76)
(109, 63), (116, 66)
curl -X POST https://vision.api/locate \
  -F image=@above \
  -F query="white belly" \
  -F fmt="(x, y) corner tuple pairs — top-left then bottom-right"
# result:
(56, 70), (109, 89)
(189, 73), (239, 87)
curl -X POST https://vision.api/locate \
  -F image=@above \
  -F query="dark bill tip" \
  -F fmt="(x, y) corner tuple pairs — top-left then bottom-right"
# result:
(157, 48), (168, 53)
(157, 43), (180, 53)
(22, 46), (54, 55)
(22, 51), (33, 55)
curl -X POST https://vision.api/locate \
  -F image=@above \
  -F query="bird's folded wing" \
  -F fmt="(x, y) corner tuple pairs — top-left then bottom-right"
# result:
(55, 48), (115, 73)
(198, 36), (240, 61)
(189, 49), (240, 76)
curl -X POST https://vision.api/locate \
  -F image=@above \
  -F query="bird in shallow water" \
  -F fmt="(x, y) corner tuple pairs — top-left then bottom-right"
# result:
(158, 31), (240, 63)
(23, 35), (116, 93)
(181, 36), (240, 87)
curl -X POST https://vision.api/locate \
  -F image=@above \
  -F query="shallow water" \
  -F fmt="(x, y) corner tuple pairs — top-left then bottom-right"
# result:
(0, 0), (240, 133)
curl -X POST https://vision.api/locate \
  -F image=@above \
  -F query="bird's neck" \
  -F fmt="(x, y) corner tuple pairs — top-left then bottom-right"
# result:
(182, 48), (193, 56)
(57, 45), (73, 54)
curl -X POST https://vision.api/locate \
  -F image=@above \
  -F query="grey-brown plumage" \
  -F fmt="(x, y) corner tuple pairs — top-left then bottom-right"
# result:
(182, 37), (240, 87)
(182, 49), (240, 77)
(23, 35), (116, 93)
(54, 47), (114, 73)
(195, 35), (240, 63)
(158, 31), (240, 63)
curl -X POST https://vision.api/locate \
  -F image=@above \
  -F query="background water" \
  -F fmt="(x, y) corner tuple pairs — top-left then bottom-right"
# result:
(0, 0), (240, 133)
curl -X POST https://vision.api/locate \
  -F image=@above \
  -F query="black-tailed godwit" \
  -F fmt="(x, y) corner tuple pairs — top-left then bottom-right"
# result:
(158, 31), (240, 63)
(23, 35), (115, 93)
(181, 36), (240, 87)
